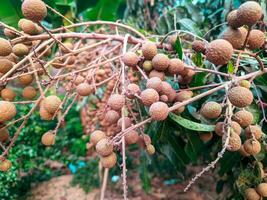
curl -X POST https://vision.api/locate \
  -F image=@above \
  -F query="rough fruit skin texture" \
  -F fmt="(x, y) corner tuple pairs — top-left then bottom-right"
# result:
(142, 42), (157, 60)
(39, 105), (53, 121)
(22, 86), (37, 100)
(90, 130), (106, 145)
(100, 152), (117, 168)
(215, 121), (241, 136)
(0, 59), (13, 74)
(176, 91), (193, 102)
(122, 52), (139, 67)
(146, 77), (162, 93)
(226, 132), (241, 152)
(18, 74), (34, 86)
(0, 101), (17, 122)
(257, 183), (267, 197)
(149, 70), (165, 80)
(96, 138), (113, 156)
(248, 30), (265, 50)
(0, 127), (9, 143)
(245, 188), (261, 200)
(21, 0), (47, 22)
(1, 88), (16, 101)
(239, 145), (250, 157)
(0, 38), (12, 57)
(192, 40), (206, 53)
(0, 159), (12, 172)
(43, 95), (62, 114)
(220, 27), (247, 49)
(146, 144), (155, 155)
(117, 117), (132, 130)
(105, 110), (120, 124)
(160, 81), (176, 102)
(237, 1), (263, 27)
(228, 86), (253, 108)
(149, 102), (169, 121)
(233, 110), (253, 128)
(140, 88), (159, 106)
(168, 58), (185, 75)
(108, 94), (125, 111)
(41, 131), (55, 146)
(125, 130), (139, 145)
(126, 83), (140, 99)
(200, 101), (222, 119)
(243, 139), (261, 156)
(227, 10), (241, 29)
(245, 125), (262, 140)
(18, 18), (38, 35)
(12, 43), (29, 57)
(152, 54), (170, 71)
(205, 39), (233, 65)
(76, 83), (93, 96)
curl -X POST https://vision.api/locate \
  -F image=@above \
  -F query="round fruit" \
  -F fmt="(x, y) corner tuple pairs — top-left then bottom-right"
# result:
(0, 101), (16, 122)
(206, 39), (233, 65)
(168, 58), (185, 75)
(0, 38), (12, 56)
(18, 18), (38, 35)
(76, 83), (93, 96)
(0, 159), (12, 172)
(233, 110), (253, 128)
(146, 144), (155, 155)
(237, 1), (263, 27)
(117, 117), (132, 130)
(192, 40), (206, 53)
(175, 91), (193, 102)
(160, 95), (168, 103)
(73, 75), (85, 86)
(245, 125), (262, 140)
(140, 88), (159, 106)
(0, 127), (9, 143)
(0, 59), (13, 74)
(160, 81), (176, 102)
(245, 188), (261, 200)
(1, 88), (16, 101)
(149, 70), (165, 80)
(226, 131), (241, 151)
(227, 10), (241, 29)
(39, 105), (53, 121)
(215, 121), (241, 136)
(60, 42), (73, 54)
(149, 102), (169, 121)
(243, 139), (261, 155)
(228, 86), (253, 108)
(4, 28), (17, 39)
(122, 52), (139, 67)
(239, 80), (251, 89)
(137, 134), (152, 148)
(173, 102), (185, 114)
(108, 94), (125, 111)
(41, 131), (55, 146)
(239, 145), (250, 157)
(125, 130), (139, 145)
(257, 183), (267, 197)
(90, 130), (106, 145)
(220, 27), (247, 49)
(126, 83), (140, 99)
(21, 0), (47, 22)
(142, 42), (157, 60)
(146, 77), (162, 93)
(199, 132), (213, 142)
(142, 60), (153, 72)
(248, 30), (265, 50)
(12, 43), (29, 57)
(22, 86), (37, 100)
(18, 74), (34, 86)
(43, 95), (62, 114)
(168, 34), (178, 46)
(96, 138), (113, 156)
(200, 101), (222, 119)
(152, 54), (170, 71)
(100, 152), (117, 168)
(105, 110), (120, 124)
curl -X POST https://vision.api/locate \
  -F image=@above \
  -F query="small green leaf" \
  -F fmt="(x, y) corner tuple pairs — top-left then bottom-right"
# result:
(246, 103), (261, 124)
(173, 36), (183, 60)
(192, 52), (203, 67)
(189, 72), (207, 87)
(227, 61), (235, 74)
(169, 113), (215, 132)
(219, 151), (240, 176)
(184, 132), (204, 163)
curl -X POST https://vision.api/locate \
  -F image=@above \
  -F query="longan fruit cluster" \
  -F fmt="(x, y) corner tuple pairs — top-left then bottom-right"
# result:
(245, 182), (267, 200)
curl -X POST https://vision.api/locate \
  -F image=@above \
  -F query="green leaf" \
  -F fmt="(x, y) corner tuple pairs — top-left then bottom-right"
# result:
(173, 36), (183, 60)
(192, 52), (203, 67)
(169, 113), (215, 132)
(184, 131), (204, 163)
(189, 72), (207, 87)
(227, 61), (235, 74)
(219, 151), (241, 176)
(0, 0), (22, 27)
(246, 103), (261, 124)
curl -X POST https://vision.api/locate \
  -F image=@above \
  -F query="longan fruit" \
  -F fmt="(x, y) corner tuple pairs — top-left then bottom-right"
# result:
(105, 110), (120, 125)
(245, 188), (261, 200)
(100, 152), (117, 168)
(22, 86), (37, 100)
(0, 59), (13, 74)
(43, 95), (62, 114)
(192, 40), (206, 53)
(1, 88), (16, 101)
(239, 80), (251, 89)
(146, 77), (162, 93)
(41, 131), (55, 146)
(0, 101), (17, 122)
(146, 144), (155, 155)
(149, 70), (165, 80)
(18, 18), (38, 35)
(140, 88), (159, 106)
(122, 52), (139, 67)
(108, 94), (125, 111)
(18, 73), (34, 86)
(172, 102), (185, 114)
(239, 145), (250, 157)
(199, 132), (213, 142)
(149, 101), (169, 121)
(220, 27), (247, 49)
(137, 134), (151, 148)
(90, 130), (106, 145)
(39, 105), (53, 121)
(257, 183), (267, 197)
(117, 117), (132, 130)
(60, 42), (73, 54)
(248, 30), (265, 50)
(200, 101), (222, 119)
(73, 75), (85, 86)
(142, 60), (153, 72)
(227, 10), (241, 29)
(12, 43), (29, 57)
(243, 139), (261, 156)
(226, 131), (241, 152)
(0, 127), (9, 143)
(228, 86), (253, 108)
(96, 138), (113, 156)
(4, 28), (17, 39)
(0, 159), (12, 172)
(21, 0), (47, 22)
(126, 83), (140, 99)
(168, 58), (185, 75)
(233, 110), (253, 128)
(175, 91), (193, 102)
(76, 83), (93, 96)
(215, 121), (241, 136)
(125, 130), (139, 145)
(245, 125), (262, 140)
(0, 38), (12, 57)
(152, 53), (170, 71)
(142, 42), (157, 60)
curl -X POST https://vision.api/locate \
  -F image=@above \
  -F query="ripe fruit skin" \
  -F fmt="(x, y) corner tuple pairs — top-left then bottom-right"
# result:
(39, 105), (53, 121)
(43, 95), (62, 114)
(22, 86), (37, 100)
(125, 130), (139, 145)
(256, 183), (267, 197)
(239, 145), (250, 157)
(76, 83), (93, 96)
(192, 40), (206, 53)
(126, 83), (140, 99)
(173, 102), (185, 114)
(1, 88), (16, 101)
(4, 28), (17, 39)
(0, 59), (13, 74)
(146, 77), (162, 93)
(146, 144), (155, 155)
(245, 125), (262, 140)
(0, 101), (17, 122)
(0, 159), (12, 172)
(239, 80), (251, 89)
(199, 132), (213, 142)
(176, 91), (193, 102)
(18, 74), (34, 86)
(149, 70), (165, 80)
(168, 58), (185, 75)
(149, 102), (169, 121)
(215, 121), (241, 136)
(140, 88), (159, 106)
(137, 134), (151, 148)
(243, 139), (261, 155)
(237, 1), (263, 27)
(152, 54), (170, 71)
(41, 131), (55, 146)
(142, 60), (153, 72)
(90, 130), (106, 145)
(96, 138), (113, 156)
(122, 52), (139, 67)
(21, 0), (47, 22)
(108, 94), (125, 111)
(105, 110), (120, 124)
(100, 152), (117, 168)
(233, 110), (253, 128)
(18, 18), (38, 35)
(245, 188), (261, 200)
(205, 39), (233, 65)
(0, 38), (12, 56)
(117, 117), (132, 130)
(142, 42), (157, 60)
(73, 75), (85, 86)
(227, 10), (241, 29)
(12, 43), (29, 57)
(226, 132), (241, 152)
(201, 101), (222, 119)
(0, 127), (9, 143)
(220, 27), (247, 49)
(228, 86), (253, 108)
(248, 30), (265, 50)
(60, 42), (73, 54)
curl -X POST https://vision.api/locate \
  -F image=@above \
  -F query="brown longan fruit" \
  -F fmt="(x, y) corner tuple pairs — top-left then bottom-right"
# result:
(199, 132), (213, 142)
(12, 43), (29, 57)
(142, 42), (157, 60)
(146, 144), (155, 155)
(160, 95), (168, 103)
(100, 152), (117, 168)
(215, 121), (242, 136)
(18, 18), (38, 35)
(233, 110), (253, 128)
(227, 10), (241, 29)
(41, 131), (55, 146)
(90, 130), (106, 145)
(248, 30), (265, 50)
(18, 74), (34, 86)
(142, 60), (153, 72)
(220, 27), (247, 49)
(159, 81), (176, 103)
(140, 88), (159, 106)
(122, 52), (139, 67)
(200, 101), (222, 119)
(257, 183), (267, 197)
(245, 125), (262, 140)
(43, 95), (62, 114)
(175, 91), (193, 102)
(226, 131), (241, 152)
(0, 159), (12, 172)
(4, 28), (17, 39)
(149, 102), (169, 121)
(73, 75), (85, 86)
(243, 139), (261, 155)
(239, 80), (251, 89)
(245, 188), (261, 200)
(1, 88), (16, 101)
(237, 1), (263, 27)
(96, 138), (113, 156)
(0, 38), (12, 57)
(22, 86), (37, 100)
(105, 110), (120, 125)
(137, 134), (151, 148)
(0, 127), (9, 143)
(206, 39), (233, 65)
(0, 59), (13, 74)
(125, 130), (139, 145)
(149, 70), (165, 80)
(228, 86), (253, 108)
(60, 42), (74, 54)
(117, 117), (132, 130)
(192, 40), (206, 53)
(126, 83), (140, 99)
(0, 101), (16, 122)
(152, 54), (170, 71)
(172, 102), (185, 114)
(239, 145), (250, 157)
(146, 77), (162, 93)
(108, 94), (125, 111)
(76, 83), (93, 96)
(21, 0), (47, 22)
(168, 58), (185, 75)
(39, 105), (53, 121)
